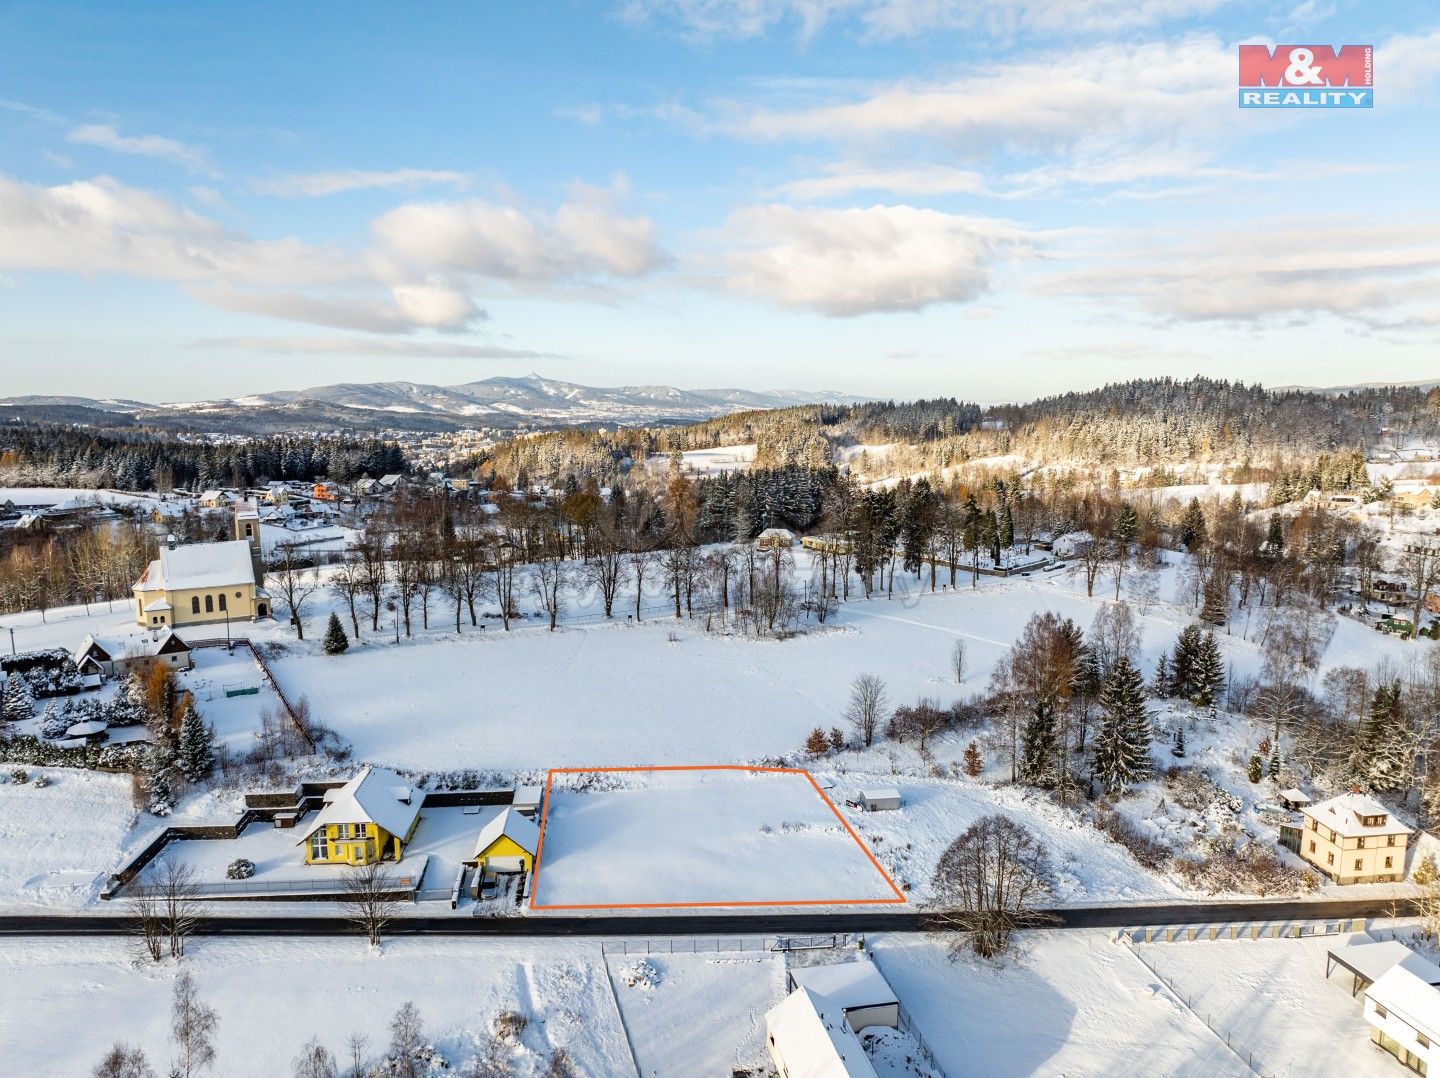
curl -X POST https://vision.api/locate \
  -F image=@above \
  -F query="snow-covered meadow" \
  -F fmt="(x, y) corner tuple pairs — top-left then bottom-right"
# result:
(532, 768), (903, 908)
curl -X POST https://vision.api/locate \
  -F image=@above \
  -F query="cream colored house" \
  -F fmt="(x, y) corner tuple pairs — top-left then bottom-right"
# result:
(132, 538), (268, 628)
(1299, 791), (1412, 884)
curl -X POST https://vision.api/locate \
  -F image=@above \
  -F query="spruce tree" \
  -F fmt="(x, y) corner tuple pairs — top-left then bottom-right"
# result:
(323, 612), (350, 656)
(175, 699), (214, 782)
(1247, 754), (1263, 783)
(963, 741), (983, 778)
(1190, 632), (1225, 713)
(1170, 625), (1202, 700)
(1200, 571), (1228, 627)
(2, 679), (34, 725)
(1020, 702), (1057, 786)
(1093, 656), (1152, 795)
(1149, 654), (1172, 699)
(144, 751), (175, 817)
(1358, 682), (1408, 793)
(1267, 743), (1281, 781)
(1172, 725), (1186, 758)
(1179, 498), (1207, 550)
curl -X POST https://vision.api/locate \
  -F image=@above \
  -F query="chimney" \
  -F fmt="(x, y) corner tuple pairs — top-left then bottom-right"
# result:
(166, 533), (178, 550)
(1350, 784), (1362, 795)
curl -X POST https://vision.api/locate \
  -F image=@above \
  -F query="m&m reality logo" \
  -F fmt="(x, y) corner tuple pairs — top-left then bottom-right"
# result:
(1238, 45), (1372, 108)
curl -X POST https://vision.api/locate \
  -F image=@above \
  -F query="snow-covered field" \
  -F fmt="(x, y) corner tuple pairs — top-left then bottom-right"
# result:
(872, 931), (1252, 1077)
(609, 951), (783, 1074)
(1129, 932), (1405, 1076)
(0, 937), (634, 1077)
(532, 768), (902, 908)
(645, 443), (756, 476)
(0, 768), (136, 912)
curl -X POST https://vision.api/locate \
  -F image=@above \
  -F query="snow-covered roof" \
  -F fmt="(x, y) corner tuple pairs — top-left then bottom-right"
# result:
(512, 784), (543, 807)
(135, 539), (256, 592)
(789, 958), (898, 1015)
(1331, 937), (1440, 988)
(1303, 792), (1413, 837)
(142, 597), (172, 612)
(757, 527), (796, 539)
(1279, 788), (1312, 805)
(1368, 964), (1440, 1044)
(472, 807), (539, 860)
(297, 767), (422, 844)
(75, 630), (189, 664)
(765, 987), (879, 1078)
(860, 787), (901, 802)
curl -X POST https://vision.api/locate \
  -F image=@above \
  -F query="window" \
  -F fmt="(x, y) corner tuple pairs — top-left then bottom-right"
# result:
(1389, 835), (1398, 847)
(204, 594), (213, 613)
(1377, 1005), (1389, 1019)
(1328, 853), (1335, 866)
(1329, 829), (1337, 842)
(191, 596), (200, 615)
(218, 593), (227, 612)
(1386, 857), (1394, 869)
(1419, 1033), (1430, 1049)
(1355, 859), (1364, 871)
(1309, 841), (1317, 853)
(1358, 837), (1366, 849)
(310, 832), (329, 860)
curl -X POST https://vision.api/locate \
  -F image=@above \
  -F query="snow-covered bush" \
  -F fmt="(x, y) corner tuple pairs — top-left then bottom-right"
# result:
(41, 705), (72, 739)
(31, 772), (49, 788)
(226, 858), (256, 881)
(1094, 809), (1171, 870)
(10, 768), (28, 784)
(1174, 840), (1317, 896)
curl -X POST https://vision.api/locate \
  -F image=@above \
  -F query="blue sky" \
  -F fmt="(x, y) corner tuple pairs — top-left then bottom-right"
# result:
(1, 1), (1437, 404)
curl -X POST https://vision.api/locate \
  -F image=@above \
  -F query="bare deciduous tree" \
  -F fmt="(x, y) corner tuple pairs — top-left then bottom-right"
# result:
(269, 541), (320, 640)
(843, 673), (889, 748)
(930, 814), (1054, 959)
(170, 971), (219, 1078)
(293, 1037), (338, 1078)
(130, 882), (165, 963)
(341, 861), (399, 948)
(344, 1034), (370, 1078)
(950, 639), (967, 684)
(93, 1042), (156, 1078)
(389, 1001), (424, 1078)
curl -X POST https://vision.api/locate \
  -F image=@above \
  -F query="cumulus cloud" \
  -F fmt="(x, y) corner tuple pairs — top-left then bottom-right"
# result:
(720, 203), (1032, 315)
(0, 173), (665, 335)
(66, 123), (218, 176)
(253, 168), (470, 198)
(373, 182), (666, 283)
(1045, 220), (1440, 326)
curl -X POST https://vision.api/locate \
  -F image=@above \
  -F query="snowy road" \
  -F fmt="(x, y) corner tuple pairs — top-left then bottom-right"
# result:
(0, 894), (1424, 936)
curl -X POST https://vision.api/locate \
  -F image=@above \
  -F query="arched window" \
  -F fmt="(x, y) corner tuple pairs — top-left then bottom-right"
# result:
(191, 596), (200, 615)
(204, 595), (214, 613)
(218, 593), (227, 612)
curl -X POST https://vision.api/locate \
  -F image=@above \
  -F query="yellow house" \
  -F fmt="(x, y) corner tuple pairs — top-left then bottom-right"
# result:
(1300, 791), (1413, 884)
(470, 808), (539, 875)
(297, 767), (423, 866)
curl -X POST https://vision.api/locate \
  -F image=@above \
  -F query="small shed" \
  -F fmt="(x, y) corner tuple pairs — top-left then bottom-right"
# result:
(755, 527), (797, 550)
(512, 784), (543, 818)
(859, 787), (901, 812)
(1279, 788), (1313, 812)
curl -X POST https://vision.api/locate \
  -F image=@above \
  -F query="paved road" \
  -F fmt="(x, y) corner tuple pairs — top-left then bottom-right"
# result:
(0, 896), (1419, 938)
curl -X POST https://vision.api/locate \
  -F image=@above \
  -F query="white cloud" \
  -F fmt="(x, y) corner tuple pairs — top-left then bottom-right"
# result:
(65, 123), (218, 176)
(0, 173), (664, 335)
(253, 168), (471, 198)
(373, 181), (666, 283)
(773, 163), (989, 200)
(719, 203), (1032, 315)
(1045, 219), (1440, 326)
(193, 335), (551, 360)
(618, 0), (1238, 41)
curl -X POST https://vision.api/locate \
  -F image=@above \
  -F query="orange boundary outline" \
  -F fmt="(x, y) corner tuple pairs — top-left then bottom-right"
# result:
(528, 764), (907, 911)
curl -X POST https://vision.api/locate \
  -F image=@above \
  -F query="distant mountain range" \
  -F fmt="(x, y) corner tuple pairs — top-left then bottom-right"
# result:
(0, 375), (869, 434)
